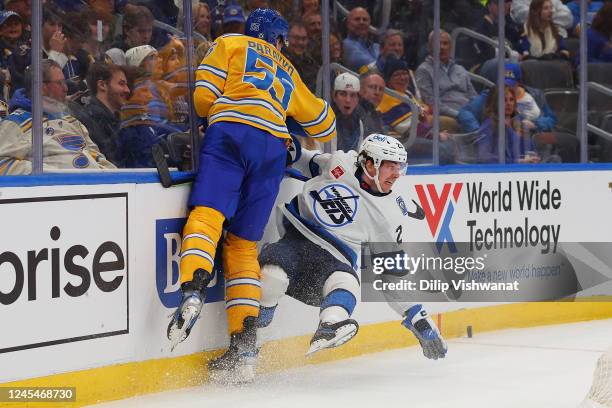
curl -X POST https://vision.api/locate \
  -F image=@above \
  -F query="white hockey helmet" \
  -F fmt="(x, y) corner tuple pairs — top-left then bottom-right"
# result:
(358, 134), (407, 192)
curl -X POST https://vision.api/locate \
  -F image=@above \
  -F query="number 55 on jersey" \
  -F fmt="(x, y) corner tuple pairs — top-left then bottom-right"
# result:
(194, 32), (336, 142)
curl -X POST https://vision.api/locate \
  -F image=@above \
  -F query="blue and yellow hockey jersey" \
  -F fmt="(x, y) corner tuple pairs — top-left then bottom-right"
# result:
(194, 34), (336, 142)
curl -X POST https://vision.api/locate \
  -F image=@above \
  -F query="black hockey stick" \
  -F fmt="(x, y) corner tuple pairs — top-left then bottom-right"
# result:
(152, 143), (195, 188)
(152, 143), (309, 188)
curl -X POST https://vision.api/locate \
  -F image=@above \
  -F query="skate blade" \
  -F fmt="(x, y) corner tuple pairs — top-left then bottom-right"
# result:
(168, 306), (199, 352)
(168, 326), (187, 352)
(306, 324), (358, 357)
(208, 365), (255, 385)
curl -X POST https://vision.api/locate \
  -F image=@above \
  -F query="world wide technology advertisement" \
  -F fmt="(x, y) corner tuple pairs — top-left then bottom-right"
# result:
(361, 173), (612, 303)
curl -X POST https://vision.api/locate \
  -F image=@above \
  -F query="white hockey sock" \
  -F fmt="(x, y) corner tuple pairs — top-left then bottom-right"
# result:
(320, 306), (350, 324)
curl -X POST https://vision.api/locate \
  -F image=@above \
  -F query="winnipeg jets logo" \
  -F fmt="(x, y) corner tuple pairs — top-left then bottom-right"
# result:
(311, 184), (359, 227)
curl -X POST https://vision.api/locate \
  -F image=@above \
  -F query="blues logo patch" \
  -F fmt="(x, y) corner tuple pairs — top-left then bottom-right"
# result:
(54, 134), (85, 151)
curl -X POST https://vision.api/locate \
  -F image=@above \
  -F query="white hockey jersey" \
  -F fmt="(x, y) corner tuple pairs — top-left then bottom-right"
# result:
(282, 149), (411, 271)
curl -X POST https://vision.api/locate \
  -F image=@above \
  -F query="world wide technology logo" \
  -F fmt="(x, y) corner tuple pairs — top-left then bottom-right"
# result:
(415, 183), (463, 253)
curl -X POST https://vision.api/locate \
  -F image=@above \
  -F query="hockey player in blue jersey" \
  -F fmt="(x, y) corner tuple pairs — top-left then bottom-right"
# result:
(256, 134), (448, 359)
(166, 8), (336, 383)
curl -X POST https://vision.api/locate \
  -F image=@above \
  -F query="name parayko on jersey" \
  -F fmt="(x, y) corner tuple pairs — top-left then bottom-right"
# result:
(246, 40), (295, 76)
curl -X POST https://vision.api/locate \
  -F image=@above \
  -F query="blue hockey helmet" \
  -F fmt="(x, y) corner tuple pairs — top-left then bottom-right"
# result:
(245, 8), (289, 48)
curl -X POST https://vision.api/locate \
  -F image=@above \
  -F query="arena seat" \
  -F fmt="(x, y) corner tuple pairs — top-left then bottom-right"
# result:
(545, 89), (579, 133)
(587, 63), (612, 88)
(520, 60), (574, 90)
(453, 131), (482, 164)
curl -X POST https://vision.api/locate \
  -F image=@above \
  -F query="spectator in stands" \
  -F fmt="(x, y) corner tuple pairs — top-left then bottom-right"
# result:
(159, 38), (190, 128)
(82, 8), (113, 60)
(362, 29), (420, 97)
(470, 0), (523, 78)
(194, 40), (211, 67)
(0, 11), (22, 51)
(287, 23), (308, 56)
(284, 22), (318, 92)
(415, 30), (477, 132)
(519, 0), (569, 60)
(342, 7), (380, 72)
(586, 3), (612, 63)
(379, 30), (405, 61)
(0, 10), (29, 96)
(105, 47), (126, 65)
(42, 6), (67, 65)
(361, 29), (399, 71)
(222, 3), (245, 35)
(302, 0), (320, 15)
(331, 73), (366, 152)
(567, 0), (603, 35)
(458, 63), (557, 134)
(111, 5), (154, 51)
(41, 6), (92, 101)
(389, 0), (428, 69)
(330, 31), (343, 63)
(60, 12), (92, 98)
(359, 72), (385, 134)
(510, 0), (573, 38)
(302, 11), (322, 41)
(378, 56), (420, 135)
(476, 86), (541, 163)
(195, 2), (213, 41)
(70, 63), (130, 166)
(178, 1), (212, 42)
(379, 55), (455, 164)
(119, 45), (180, 168)
(0, 60), (115, 174)
(125, 0), (177, 48)
(5, 0), (31, 41)
(474, 0), (522, 63)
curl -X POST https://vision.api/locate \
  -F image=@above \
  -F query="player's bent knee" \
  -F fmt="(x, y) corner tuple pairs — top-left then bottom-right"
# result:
(260, 264), (289, 307)
(323, 271), (360, 298)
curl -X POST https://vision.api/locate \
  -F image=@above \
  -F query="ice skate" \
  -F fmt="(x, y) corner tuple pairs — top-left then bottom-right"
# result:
(208, 317), (258, 384)
(167, 270), (211, 351)
(306, 319), (359, 356)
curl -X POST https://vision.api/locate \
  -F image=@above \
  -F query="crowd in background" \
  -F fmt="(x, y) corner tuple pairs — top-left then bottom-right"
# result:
(0, 0), (610, 174)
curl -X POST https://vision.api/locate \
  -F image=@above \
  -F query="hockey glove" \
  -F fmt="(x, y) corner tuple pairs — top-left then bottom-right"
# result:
(402, 304), (447, 360)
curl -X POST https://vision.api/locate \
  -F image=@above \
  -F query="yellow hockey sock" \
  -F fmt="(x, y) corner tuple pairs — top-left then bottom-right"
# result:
(179, 206), (225, 284)
(222, 232), (261, 335)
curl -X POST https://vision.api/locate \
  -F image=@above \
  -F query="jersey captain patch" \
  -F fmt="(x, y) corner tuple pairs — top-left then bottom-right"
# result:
(310, 183), (359, 228)
(330, 165), (345, 179)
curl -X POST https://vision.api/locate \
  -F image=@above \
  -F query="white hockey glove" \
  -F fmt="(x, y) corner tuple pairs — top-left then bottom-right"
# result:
(402, 304), (447, 360)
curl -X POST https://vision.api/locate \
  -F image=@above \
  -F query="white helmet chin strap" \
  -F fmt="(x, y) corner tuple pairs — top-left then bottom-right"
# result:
(360, 161), (384, 193)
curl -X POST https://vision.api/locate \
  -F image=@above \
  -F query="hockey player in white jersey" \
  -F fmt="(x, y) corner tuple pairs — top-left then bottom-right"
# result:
(257, 134), (448, 358)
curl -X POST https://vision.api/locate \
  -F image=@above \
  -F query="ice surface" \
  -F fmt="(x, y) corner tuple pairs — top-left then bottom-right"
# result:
(91, 319), (612, 408)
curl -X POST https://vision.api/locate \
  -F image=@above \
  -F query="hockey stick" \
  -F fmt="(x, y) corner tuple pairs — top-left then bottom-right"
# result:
(152, 143), (195, 188)
(153, 143), (308, 188)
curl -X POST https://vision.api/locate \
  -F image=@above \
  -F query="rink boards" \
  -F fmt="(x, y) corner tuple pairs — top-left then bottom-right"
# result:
(1, 164), (612, 407)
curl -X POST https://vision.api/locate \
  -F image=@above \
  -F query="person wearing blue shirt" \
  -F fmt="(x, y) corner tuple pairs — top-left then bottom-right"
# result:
(476, 86), (540, 164)
(586, 3), (612, 63)
(342, 7), (380, 72)
(566, 0), (603, 35)
(458, 63), (557, 134)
